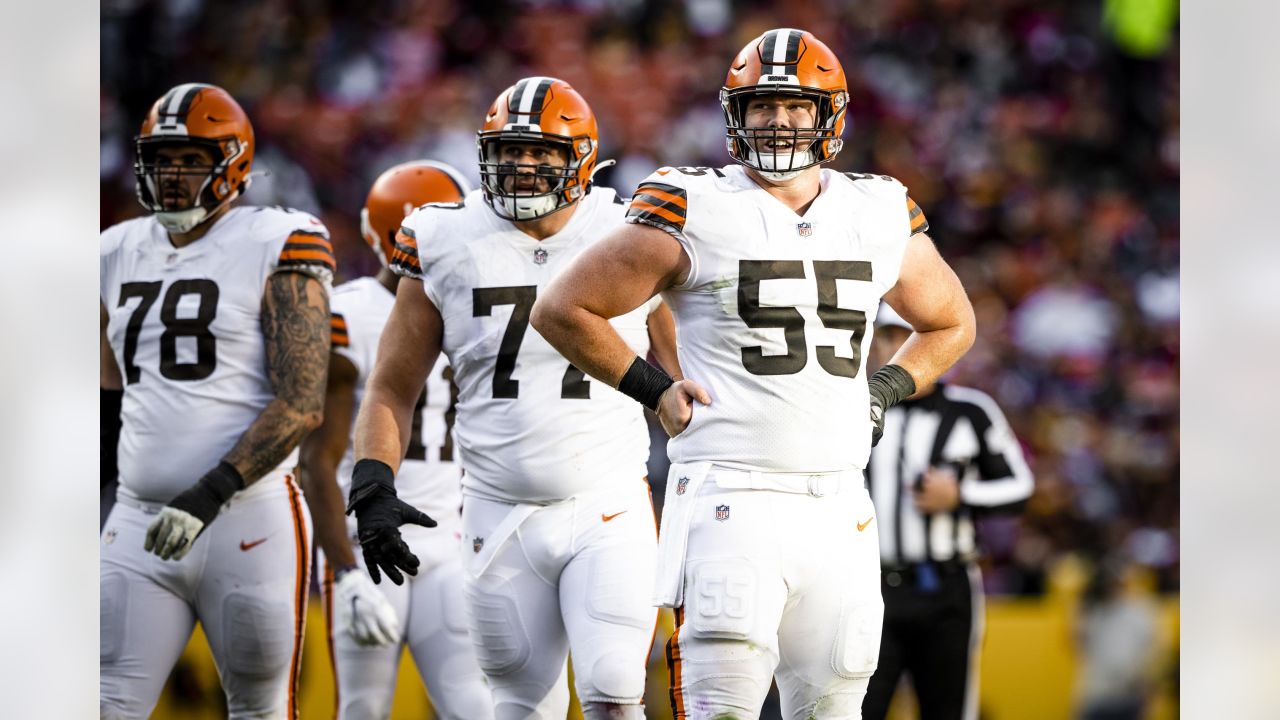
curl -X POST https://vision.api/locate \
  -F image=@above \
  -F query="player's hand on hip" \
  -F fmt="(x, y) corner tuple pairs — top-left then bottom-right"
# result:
(656, 379), (712, 438)
(869, 397), (887, 447)
(334, 567), (401, 646)
(144, 507), (205, 561)
(347, 459), (436, 585)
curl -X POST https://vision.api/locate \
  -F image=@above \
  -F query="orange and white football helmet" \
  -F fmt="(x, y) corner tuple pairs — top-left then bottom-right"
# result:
(360, 160), (470, 266)
(476, 77), (601, 221)
(721, 29), (849, 180)
(134, 83), (255, 233)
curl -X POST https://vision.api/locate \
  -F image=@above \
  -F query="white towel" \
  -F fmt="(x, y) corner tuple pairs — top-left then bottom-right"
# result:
(651, 462), (712, 608)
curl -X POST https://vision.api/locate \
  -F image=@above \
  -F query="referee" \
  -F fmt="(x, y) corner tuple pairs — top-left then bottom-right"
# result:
(863, 304), (1034, 720)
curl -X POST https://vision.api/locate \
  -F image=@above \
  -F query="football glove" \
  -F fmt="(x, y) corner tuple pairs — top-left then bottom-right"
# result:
(334, 567), (401, 647)
(347, 459), (436, 585)
(144, 462), (243, 561)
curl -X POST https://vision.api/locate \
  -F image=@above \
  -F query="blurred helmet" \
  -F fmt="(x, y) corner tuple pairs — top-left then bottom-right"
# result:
(360, 160), (470, 266)
(477, 77), (600, 221)
(134, 83), (255, 233)
(721, 29), (849, 180)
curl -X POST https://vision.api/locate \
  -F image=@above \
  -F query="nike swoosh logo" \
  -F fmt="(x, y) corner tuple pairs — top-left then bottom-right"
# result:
(602, 511), (627, 522)
(240, 537), (268, 551)
(857, 516), (874, 532)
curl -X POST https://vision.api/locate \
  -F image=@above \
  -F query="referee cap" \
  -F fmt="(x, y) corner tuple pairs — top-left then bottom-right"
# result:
(876, 303), (913, 330)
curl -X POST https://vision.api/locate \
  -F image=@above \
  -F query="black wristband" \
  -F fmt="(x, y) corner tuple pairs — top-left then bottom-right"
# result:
(868, 364), (917, 410)
(102, 389), (123, 489)
(347, 458), (396, 515)
(170, 461), (245, 525)
(617, 356), (675, 411)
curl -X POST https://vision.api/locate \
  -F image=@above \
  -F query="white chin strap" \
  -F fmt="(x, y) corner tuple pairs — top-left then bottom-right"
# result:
(747, 146), (814, 182)
(499, 193), (559, 221)
(155, 207), (209, 234)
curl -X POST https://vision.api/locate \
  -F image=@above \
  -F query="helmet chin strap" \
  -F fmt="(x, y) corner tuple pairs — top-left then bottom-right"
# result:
(154, 183), (243, 235)
(746, 146), (814, 182)
(499, 193), (559, 221)
(155, 207), (209, 234)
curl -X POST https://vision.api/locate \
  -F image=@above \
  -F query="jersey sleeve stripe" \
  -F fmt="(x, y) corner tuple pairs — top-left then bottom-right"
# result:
(635, 186), (688, 211)
(330, 314), (349, 348)
(906, 197), (930, 235)
(630, 198), (686, 223)
(627, 199), (687, 230)
(278, 250), (338, 272)
(279, 231), (337, 272)
(389, 229), (423, 278)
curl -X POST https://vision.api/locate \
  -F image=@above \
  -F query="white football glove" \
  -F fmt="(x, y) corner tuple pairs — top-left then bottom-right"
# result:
(334, 569), (401, 647)
(144, 507), (205, 561)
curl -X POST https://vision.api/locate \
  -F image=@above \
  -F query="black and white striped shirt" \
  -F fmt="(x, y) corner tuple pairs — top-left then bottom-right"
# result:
(867, 383), (1033, 567)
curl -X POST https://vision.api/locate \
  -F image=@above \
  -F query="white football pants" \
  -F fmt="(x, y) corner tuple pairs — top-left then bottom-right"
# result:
(666, 467), (883, 720)
(100, 471), (311, 719)
(460, 479), (659, 719)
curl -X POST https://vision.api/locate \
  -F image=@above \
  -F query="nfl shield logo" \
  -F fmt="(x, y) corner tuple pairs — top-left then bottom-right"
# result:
(676, 476), (690, 495)
(533, 248), (549, 265)
(473, 537), (484, 553)
(715, 504), (730, 522)
(796, 222), (813, 237)
(103, 529), (117, 545)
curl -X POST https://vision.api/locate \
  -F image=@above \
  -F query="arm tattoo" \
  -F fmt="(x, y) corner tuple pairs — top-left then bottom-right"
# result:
(224, 271), (330, 482)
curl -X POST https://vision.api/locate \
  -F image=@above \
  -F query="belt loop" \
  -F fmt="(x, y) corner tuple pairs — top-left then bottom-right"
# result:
(807, 474), (826, 497)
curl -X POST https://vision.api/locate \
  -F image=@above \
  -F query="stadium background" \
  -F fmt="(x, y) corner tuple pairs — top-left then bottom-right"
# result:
(100, 0), (1179, 717)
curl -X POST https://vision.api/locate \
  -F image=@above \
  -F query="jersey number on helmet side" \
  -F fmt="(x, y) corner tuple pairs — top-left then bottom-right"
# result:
(118, 279), (220, 383)
(472, 285), (591, 400)
(738, 260), (871, 377)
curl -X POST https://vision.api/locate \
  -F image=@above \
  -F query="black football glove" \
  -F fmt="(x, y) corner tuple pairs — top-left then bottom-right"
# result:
(346, 459), (436, 585)
(867, 364), (917, 447)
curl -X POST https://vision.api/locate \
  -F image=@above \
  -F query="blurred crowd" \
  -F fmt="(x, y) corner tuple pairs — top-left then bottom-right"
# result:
(101, 0), (1179, 597)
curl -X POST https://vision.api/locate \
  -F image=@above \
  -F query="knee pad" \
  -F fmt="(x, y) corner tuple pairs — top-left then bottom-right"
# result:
(340, 693), (393, 720)
(464, 575), (531, 676)
(582, 653), (645, 703)
(686, 559), (757, 641)
(100, 572), (128, 663)
(832, 598), (883, 678)
(582, 700), (646, 720)
(219, 592), (294, 679)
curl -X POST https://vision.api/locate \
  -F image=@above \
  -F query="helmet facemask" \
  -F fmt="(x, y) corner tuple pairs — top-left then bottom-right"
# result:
(477, 132), (595, 221)
(134, 135), (249, 233)
(722, 85), (848, 181)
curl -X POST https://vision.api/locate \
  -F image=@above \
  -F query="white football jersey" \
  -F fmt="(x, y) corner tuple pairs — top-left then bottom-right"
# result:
(101, 206), (334, 504)
(627, 165), (929, 472)
(329, 276), (461, 523)
(393, 188), (660, 503)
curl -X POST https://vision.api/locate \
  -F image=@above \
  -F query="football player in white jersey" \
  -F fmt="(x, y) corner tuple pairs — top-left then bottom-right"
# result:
(532, 30), (977, 720)
(344, 77), (681, 720)
(100, 84), (332, 718)
(298, 160), (494, 719)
